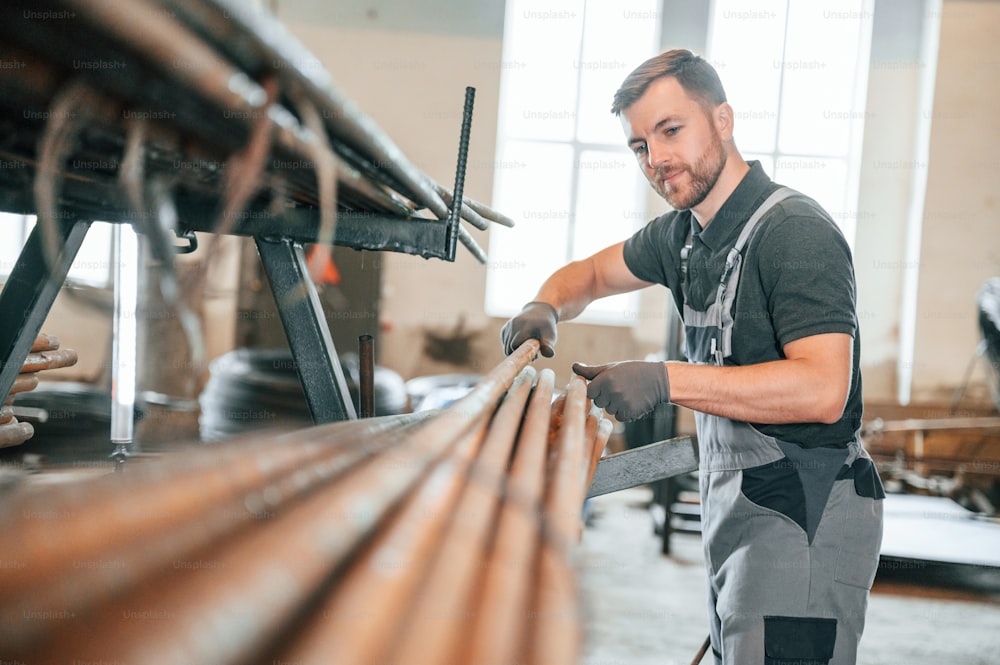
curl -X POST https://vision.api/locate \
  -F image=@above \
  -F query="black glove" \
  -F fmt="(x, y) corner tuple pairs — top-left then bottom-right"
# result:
(500, 301), (558, 357)
(572, 360), (670, 422)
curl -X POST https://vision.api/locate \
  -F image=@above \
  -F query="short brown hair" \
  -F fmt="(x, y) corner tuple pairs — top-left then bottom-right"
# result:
(611, 49), (727, 116)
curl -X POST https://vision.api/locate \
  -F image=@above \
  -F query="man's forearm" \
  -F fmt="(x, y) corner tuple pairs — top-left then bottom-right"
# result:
(667, 356), (850, 425)
(533, 260), (599, 322)
(533, 242), (652, 322)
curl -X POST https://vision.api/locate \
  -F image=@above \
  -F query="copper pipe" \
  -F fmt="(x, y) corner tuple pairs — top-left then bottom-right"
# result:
(277, 368), (536, 665)
(27, 414), (492, 665)
(8, 374), (39, 396)
(30, 333), (61, 353)
(0, 412), (434, 652)
(461, 368), (556, 665)
(0, 335), (77, 451)
(529, 376), (591, 665)
(4, 342), (540, 664)
(0, 418), (33, 448)
(587, 409), (615, 489)
(379, 367), (539, 665)
(17, 348), (79, 373)
(0, 340), (606, 665)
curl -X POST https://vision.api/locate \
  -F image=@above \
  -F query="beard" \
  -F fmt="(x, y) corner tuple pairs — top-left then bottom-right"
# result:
(654, 129), (727, 211)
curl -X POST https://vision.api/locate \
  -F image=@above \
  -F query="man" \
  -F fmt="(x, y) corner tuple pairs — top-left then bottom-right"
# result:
(500, 49), (884, 665)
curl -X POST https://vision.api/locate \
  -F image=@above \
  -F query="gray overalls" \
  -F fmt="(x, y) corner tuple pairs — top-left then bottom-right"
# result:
(682, 188), (885, 665)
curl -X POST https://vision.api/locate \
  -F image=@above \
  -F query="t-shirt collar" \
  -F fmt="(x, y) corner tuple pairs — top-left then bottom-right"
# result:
(690, 160), (772, 251)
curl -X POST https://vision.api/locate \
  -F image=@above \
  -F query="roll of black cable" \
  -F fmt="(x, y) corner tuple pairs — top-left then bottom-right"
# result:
(199, 348), (409, 441)
(0, 382), (145, 464)
(977, 277), (1000, 411)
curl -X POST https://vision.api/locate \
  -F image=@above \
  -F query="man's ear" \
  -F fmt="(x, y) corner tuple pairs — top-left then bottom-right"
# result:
(715, 102), (735, 141)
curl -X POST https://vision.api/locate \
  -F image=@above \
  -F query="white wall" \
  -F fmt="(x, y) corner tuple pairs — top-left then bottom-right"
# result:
(852, 0), (928, 401)
(910, 0), (1000, 403)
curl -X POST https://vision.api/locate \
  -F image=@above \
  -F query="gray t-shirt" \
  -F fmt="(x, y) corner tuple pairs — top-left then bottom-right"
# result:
(623, 162), (862, 448)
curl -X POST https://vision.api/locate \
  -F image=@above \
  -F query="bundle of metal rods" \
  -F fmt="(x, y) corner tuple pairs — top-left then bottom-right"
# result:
(0, 333), (78, 448)
(0, 0), (513, 263)
(0, 340), (614, 665)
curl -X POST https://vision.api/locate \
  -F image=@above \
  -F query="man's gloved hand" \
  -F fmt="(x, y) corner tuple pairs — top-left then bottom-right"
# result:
(500, 301), (559, 357)
(572, 360), (670, 422)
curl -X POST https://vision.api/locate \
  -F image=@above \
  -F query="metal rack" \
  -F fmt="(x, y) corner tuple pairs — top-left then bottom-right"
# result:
(0, 0), (511, 434)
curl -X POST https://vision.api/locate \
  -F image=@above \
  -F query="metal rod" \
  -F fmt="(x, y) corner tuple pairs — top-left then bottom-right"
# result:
(586, 436), (700, 499)
(110, 222), (139, 463)
(275, 377), (518, 665)
(30, 333), (61, 353)
(866, 416), (1000, 433)
(529, 376), (590, 665)
(457, 224), (488, 263)
(3, 343), (541, 663)
(0, 340), (603, 665)
(16, 348), (78, 373)
(166, 0), (453, 220)
(462, 369), (556, 665)
(0, 418), (33, 448)
(0, 413), (434, 653)
(446, 87), (475, 261)
(380, 367), (539, 665)
(358, 334), (375, 418)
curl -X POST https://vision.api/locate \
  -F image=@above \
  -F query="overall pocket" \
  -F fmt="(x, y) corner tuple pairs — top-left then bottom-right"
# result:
(833, 454), (885, 590)
(740, 457), (808, 535)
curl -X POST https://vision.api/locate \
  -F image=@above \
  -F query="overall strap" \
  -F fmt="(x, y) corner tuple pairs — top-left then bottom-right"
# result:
(727, 187), (797, 261)
(680, 187), (796, 285)
(714, 186), (798, 361)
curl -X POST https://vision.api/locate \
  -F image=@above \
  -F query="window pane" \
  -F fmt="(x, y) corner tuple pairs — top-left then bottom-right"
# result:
(0, 216), (111, 287)
(72, 221), (113, 286)
(569, 147), (644, 321)
(0, 213), (28, 277)
(773, 155), (849, 236)
(575, 0), (661, 145)
(486, 141), (575, 316)
(777, 0), (866, 155)
(708, 0), (788, 153)
(498, 0), (585, 142)
(571, 148), (643, 258)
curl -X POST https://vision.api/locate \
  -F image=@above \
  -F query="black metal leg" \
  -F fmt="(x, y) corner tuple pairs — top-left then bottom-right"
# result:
(255, 236), (356, 423)
(0, 219), (91, 403)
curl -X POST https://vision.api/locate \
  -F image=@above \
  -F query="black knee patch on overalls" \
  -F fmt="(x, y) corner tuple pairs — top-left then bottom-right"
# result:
(836, 457), (886, 499)
(764, 615), (837, 664)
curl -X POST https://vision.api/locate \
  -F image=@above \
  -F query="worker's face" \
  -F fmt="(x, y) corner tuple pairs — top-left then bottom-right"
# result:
(620, 76), (728, 211)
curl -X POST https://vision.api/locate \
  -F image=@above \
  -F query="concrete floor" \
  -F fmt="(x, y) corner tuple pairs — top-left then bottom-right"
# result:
(579, 487), (1000, 665)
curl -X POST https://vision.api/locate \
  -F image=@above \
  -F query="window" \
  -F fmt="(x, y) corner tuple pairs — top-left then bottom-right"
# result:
(485, 0), (662, 324)
(487, 0), (873, 326)
(0, 212), (113, 288)
(708, 0), (875, 248)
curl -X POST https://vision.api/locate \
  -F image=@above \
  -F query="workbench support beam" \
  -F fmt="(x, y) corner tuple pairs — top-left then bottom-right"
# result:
(0, 219), (91, 403)
(255, 235), (356, 423)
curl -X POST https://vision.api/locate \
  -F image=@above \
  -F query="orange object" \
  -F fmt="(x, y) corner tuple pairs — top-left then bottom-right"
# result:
(306, 245), (341, 285)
